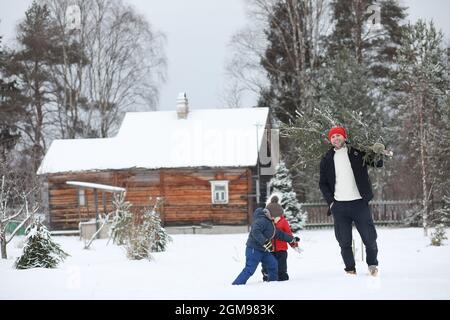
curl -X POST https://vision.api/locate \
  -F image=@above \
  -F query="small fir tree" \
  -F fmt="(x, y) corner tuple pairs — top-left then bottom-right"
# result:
(125, 205), (158, 260)
(123, 197), (171, 260)
(109, 193), (133, 246)
(403, 204), (423, 227)
(149, 210), (172, 253)
(430, 224), (447, 246)
(429, 196), (450, 246)
(125, 221), (152, 260)
(268, 162), (307, 232)
(15, 219), (69, 269)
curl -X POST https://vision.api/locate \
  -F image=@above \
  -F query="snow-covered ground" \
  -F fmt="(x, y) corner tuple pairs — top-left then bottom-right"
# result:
(1, 227), (449, 300)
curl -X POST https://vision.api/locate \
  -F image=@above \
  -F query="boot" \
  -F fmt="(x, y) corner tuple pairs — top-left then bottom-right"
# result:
(368, 265), (378, 277)
(345, 267), (357, 275)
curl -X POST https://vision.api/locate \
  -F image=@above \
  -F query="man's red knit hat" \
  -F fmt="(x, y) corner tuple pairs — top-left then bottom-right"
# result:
(328, 126), (347, 141)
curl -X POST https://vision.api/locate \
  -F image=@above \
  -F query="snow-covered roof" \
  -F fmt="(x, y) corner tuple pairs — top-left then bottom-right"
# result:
(37, 107), (269, 174)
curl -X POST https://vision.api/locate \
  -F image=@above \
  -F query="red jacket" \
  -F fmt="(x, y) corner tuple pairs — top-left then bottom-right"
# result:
(272, 216), (296, 251)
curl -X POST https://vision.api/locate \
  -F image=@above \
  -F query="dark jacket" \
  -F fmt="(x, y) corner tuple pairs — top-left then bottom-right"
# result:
(246, 208), (294, 251)
(319, 145), (383, 215)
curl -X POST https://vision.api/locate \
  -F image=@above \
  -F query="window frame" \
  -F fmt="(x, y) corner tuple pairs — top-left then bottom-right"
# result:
(210, 180), (229, 204)
(78, 189), (86, 206)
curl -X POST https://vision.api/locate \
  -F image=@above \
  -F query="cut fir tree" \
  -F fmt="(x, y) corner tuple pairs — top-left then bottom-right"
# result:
(286, 105), (394, 169)
(15, 219), (69, 269)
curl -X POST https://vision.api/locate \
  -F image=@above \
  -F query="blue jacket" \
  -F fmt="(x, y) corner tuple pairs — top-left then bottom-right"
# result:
(246, 208), (294, 252)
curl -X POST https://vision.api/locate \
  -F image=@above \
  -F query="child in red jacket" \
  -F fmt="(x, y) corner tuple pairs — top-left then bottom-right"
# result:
(262, 195), (299, 281)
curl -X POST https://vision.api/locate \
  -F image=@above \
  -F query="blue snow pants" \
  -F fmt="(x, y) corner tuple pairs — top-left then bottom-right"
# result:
(232, 246), (278, 285)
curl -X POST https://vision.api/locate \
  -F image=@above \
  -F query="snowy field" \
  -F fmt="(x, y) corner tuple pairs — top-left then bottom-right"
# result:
(1, 227), (449, 300)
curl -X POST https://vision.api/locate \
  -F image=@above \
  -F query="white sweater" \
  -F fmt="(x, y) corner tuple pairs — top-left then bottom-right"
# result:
(333, 147), (362, 201)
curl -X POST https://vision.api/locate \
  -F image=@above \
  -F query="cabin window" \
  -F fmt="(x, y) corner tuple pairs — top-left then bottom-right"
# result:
(210, 181), (229, 204)
(78, 189), (86, 206)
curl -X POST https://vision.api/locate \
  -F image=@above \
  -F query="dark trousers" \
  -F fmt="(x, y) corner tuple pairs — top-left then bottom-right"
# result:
(331, 199), (378, 271)
(262, 251), (289, 281)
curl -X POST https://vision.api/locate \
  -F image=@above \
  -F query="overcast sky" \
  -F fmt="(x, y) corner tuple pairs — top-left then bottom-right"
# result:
(1, 0), (449, 111)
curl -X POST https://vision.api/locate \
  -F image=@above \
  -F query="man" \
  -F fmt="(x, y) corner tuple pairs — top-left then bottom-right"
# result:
(319, 126), (386, 276)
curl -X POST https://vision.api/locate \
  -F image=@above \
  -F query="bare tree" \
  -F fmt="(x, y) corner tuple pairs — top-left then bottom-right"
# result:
(85, 0), (166, 137)
(0, 168), (38, 259)
(219, 80), (248, 108)
(41, 0), (167, 138)
(42, 0), (91, 139)
(223, 24), (269, 107)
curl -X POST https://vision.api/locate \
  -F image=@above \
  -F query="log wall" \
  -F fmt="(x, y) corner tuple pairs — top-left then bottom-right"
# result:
(46, 168), (253, 230)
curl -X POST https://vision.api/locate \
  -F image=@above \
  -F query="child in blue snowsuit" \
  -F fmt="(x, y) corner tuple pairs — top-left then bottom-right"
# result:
(232, 207), (297, 285)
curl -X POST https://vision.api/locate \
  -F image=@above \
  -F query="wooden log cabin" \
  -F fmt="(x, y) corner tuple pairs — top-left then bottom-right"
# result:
(37, 93), (277, 230)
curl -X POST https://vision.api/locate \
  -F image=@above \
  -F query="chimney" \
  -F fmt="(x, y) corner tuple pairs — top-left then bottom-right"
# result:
(176, 92), (189, 119)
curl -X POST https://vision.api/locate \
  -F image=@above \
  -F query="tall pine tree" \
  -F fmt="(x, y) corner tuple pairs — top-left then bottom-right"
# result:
(327, 0), (407, 145)
(4, 1), (58, 173)
(327, 0), (407, 79)
(0, 35), (26, 162)
(257, 0), (330, 201)
(261, 1), (311, 124)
